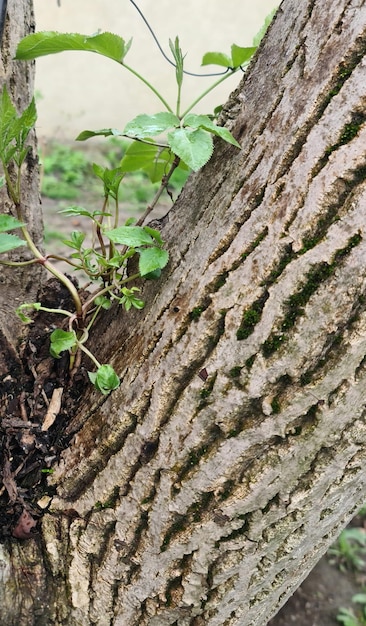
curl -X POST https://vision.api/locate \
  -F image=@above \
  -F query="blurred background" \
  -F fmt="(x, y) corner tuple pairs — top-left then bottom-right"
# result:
(33, 0), (278, 142)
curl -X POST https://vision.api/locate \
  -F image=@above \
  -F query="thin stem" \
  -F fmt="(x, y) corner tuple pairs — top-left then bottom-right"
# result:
(15, 220), (83, 317)
(96, 222), (106, 257)
(43, 259), (83, 318)
(3, 167), (19, 206)
(77, 342), (101, 369)
(35, 304), (73, 318)
(122, 62), (173, 113)
(113, 196), (119, 230)
(176, 71), (182, 119)
(181, 70), (237, 118)
(10, 199), (84, 318)
(46, 254), (83, 269)
(136, 156), (180, 226)
(81, 272), (141, 314)
(0, 258), (40, 267)
(85, 304), (103, 332)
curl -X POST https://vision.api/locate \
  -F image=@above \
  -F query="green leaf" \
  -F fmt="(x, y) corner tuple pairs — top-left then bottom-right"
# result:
(16, 31), (132, 64)
(122, 112), (179, 139)
(183, 113), (240, 148)
(0, 233), (26, 253)
(201, 51), (232, 68)
(88, 364), (120, 395)
(95, 295), (112, 310)
(142, 226), (164, 245)
(49, 329), (77, 358)
(120, 140), (158, 172)
(15, 97), (37, 145)
(0, 87), (17, 158)
(0, 87), (37, 165)
(138, 246), (169, 276)
(167, 127), (213, 171)
(0, 215), (25, 232)
(119, 286), (144, 311)
(252, 9), (277, 46)
(0, 215), (26, 251)
(76, 128), (124, 141)
(352, 594), (366, 604)
(105, 225), (154, 247)
(15, 302), (41, 324)
(169, 37), (185, 88)
(144, 268), (162, 280)
(62, 230), (85, 251)
(120, 140), (175, 182)
(231, 44), (257, 68)
(59, 206), (111, 219)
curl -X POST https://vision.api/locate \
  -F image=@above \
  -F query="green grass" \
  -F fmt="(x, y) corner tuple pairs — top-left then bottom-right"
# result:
(328, 527), (366, 572)
(40, 138), (189, 210)
(41, 142), (92, 199)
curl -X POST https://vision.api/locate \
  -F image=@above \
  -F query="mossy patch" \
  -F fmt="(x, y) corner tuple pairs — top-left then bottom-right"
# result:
(241, 227), (268, 261)
(229, 366), (242, 378)
(317, 111), (366, 173)
(237, 292), (269, 340)
(262, 233), (362, 357)
(266, 244), (295, 285)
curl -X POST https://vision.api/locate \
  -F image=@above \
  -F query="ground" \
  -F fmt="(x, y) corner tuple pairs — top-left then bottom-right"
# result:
(270, 555), (366, 626)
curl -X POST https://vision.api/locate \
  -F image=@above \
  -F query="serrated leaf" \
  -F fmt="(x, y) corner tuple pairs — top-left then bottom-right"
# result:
(142, 226), (164, 245)
(0, 215), (25, 232)
(105, 225), (154, 247)
(123, 112), (179, 139)
(62, 230), (85, 250)
(49, 329), (77, 358)
(0, 87), (17, 157)
(231, 44), (257, 68)
(16, 31), (131, 64)
(184, 114), (240, 148)
(101, 167), (124, 197)
(15, 97), (37, 146)
(88, 364), (120, 394)
(76, 128), (124, 141)
(0, 233), (26, 253)
(138, 247), (169, 276)
(59, 206), (111, 219)
(201, 51), (232, 68)
(167, 127), (213, 171)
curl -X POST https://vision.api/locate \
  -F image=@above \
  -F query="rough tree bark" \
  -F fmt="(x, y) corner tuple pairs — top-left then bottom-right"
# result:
(1, 0), (366, 624)
(0, 0), (42, 356)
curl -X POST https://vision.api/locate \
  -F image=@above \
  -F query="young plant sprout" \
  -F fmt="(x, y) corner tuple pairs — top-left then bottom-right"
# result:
(0, 5), (273, 393)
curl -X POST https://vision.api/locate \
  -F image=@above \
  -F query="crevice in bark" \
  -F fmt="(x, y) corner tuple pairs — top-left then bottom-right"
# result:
(261, 233), (363, 357)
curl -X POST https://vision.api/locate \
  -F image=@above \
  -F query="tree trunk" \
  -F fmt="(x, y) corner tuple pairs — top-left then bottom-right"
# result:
(0, 0), (42, 355)
(2, 0), (366, 624)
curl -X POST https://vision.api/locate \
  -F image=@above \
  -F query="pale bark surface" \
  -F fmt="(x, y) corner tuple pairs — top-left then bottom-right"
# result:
(2, 0), (366, 624)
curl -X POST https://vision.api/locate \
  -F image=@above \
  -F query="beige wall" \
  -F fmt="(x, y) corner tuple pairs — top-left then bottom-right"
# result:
(33, 0), (277, 141)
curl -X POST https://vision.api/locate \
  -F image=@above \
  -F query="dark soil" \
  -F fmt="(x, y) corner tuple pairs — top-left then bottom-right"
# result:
(0, 278), (90, 540)
(269, 556), (363, 626)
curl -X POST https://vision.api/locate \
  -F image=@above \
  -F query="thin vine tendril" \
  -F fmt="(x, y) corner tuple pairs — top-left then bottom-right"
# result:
(128, 0), (236, 78)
